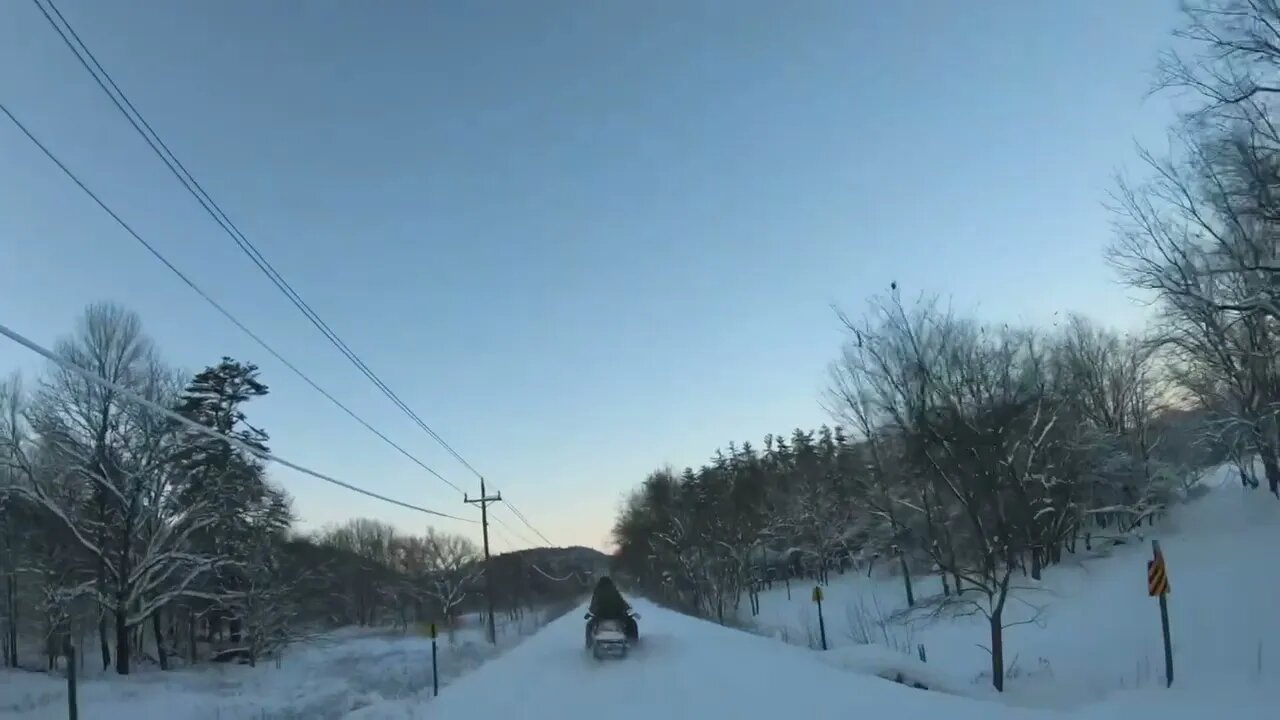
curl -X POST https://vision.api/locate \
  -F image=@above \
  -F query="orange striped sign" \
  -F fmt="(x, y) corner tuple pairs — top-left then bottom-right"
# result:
(1147, 552), (1170, 596)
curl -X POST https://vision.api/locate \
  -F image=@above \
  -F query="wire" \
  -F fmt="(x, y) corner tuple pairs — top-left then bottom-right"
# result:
(529, 563), (585, 584)
(0, 101), (468, 502)
(33, 0), (560, 546)
(487, 525), (514, 552)
(32, 0), (483, 481)
(502, 501), (555, 546)
(490, 514), (538, 549)
(2, 103), (564, 550)
(0, 320), (477, 524)
(482, 522), (581, 583)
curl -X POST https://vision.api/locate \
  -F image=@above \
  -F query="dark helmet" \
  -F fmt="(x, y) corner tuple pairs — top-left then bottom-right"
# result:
(596, 576), (615, 591)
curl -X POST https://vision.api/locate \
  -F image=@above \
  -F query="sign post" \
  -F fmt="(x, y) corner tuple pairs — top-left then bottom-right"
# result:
(64, 637), (78, 720)
(812, 586), (828, 651)
(1147, 540), (1173, 687)
(430, 622), (439, 697)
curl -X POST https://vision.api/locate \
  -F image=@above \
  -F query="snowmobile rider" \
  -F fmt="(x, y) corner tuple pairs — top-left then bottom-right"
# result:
(586, 576), (638, 642)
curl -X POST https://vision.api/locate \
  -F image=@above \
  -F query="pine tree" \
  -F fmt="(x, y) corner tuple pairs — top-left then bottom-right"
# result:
(171, 358), (290, 648)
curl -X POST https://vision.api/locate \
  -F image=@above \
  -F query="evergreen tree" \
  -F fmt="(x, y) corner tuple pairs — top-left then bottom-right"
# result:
(171, 358), (291, 643)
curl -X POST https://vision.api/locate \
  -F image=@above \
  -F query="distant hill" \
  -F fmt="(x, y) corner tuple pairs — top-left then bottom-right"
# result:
(464, 546), (611, 613)
(494, 545), (611, 583)
(502, 545), (609, 567)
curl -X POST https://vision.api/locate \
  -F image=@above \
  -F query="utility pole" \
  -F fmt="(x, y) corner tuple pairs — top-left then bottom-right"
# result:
(465, 478), (501, 645)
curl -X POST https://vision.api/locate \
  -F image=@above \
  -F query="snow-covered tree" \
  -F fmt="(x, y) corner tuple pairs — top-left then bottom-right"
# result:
(5, 304), (224, 674)
(170, 358), (291, 652)
(421, 528), (482, 633)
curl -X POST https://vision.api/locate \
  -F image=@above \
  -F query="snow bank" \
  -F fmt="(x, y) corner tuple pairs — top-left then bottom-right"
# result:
(817, 643), (978, 698)
(1069, 684), (1272, 720)
(742, 470), (1280, 713)
(0, 610), (557, 719)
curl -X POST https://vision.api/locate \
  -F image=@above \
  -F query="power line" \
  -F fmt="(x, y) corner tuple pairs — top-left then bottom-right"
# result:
(490, 513), (539, 549)
(0, 320), (477, 524)
(32, 0), (484, 480)
(473, 527), (586, 589)
(0, 101), (466, 501)
(2, 100), (567, 561)
(33, 0), (560, 547)
(487, 525), (513, 552)
(502, 501), (555, 546)
(528, 563), (588, 585)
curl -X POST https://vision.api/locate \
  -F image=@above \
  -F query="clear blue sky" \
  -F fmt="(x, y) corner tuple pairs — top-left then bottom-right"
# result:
(1, 0), (1180, 551)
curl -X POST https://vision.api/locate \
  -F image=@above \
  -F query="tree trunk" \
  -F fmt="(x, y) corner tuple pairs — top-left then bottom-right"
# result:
(944, 530), (962, 593)
(4, 569), (17, 667)
(898, 553), (914, 607)
(1260, 443), (1280, 497)
(114, 607), (129, 675)
(1, 527), (14, 669)
(131, 626), (145, 665)
(188, 611), (198, 665)
(98, 613), (111, 670)
(153, 611), (168, 671)
(989, 610), (1004, 692)
(1236, 457), (1258, 488)
(1030, 547), (1042, 581)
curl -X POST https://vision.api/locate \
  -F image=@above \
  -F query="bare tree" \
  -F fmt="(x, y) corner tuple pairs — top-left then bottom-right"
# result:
(0, 374), (28, 668)
(10, 304), (222, 674)
(317, 518), (400, 626)
(421, 529), (482, 637)
(1111, 0), (1280, 497)
(1110, 128), (1280, 495)
(828, 354), (928, 602)
(830, 292), (1081, 691)
(1158, 0), (1280, 144)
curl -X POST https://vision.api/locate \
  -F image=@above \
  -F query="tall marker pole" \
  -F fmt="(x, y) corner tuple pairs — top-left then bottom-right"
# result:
(465, 478), (502, 645)
(1147, 539), (1173, 687)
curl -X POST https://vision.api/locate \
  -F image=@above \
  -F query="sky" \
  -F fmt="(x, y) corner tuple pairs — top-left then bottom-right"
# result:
(1, 0), (1184, 552)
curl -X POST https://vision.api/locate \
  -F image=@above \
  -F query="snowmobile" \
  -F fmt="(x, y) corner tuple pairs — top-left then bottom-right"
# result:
(584, 609), (639, 659)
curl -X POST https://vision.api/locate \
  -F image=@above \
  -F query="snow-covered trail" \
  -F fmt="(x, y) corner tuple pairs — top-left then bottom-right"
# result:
(412, 599), (1051, 720)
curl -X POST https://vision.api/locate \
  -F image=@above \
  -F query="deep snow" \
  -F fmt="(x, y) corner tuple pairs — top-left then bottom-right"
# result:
(0, 610), (556, 719)
(739, 467), (1279, 712)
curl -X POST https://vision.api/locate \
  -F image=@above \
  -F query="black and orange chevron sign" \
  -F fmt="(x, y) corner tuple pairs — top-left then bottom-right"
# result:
(1147, 550), (1170, 597)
